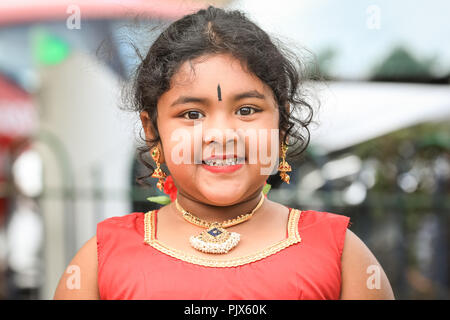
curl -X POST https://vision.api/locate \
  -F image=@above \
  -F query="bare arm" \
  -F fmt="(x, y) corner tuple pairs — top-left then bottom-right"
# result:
(340, 229), (395, 300)
(53, 235), (100, 300)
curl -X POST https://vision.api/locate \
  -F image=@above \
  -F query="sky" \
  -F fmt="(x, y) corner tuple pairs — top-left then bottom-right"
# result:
(228, 0), (450, 79)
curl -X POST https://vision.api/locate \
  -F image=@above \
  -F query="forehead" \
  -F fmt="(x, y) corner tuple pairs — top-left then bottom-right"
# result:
(167, 53), (273, 98)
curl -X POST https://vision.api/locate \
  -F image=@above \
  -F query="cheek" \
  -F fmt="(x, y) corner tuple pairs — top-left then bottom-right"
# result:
(249, 115), (280, 177)
(243, 130), (278, 167)
(243, 115), (279, 162)
(161, 127), (197, 170)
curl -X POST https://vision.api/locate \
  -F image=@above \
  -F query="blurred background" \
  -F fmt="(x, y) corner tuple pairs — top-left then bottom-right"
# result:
(0, 0), (448, 300)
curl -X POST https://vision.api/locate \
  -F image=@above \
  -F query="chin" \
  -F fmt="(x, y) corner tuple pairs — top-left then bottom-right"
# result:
(200, 189), (244, 206)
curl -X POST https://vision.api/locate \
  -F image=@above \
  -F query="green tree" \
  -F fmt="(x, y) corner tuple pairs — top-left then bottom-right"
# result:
(370, 46), (436, 82)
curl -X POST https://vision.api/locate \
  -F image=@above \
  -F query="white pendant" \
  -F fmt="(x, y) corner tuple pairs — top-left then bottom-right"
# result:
(189, 225), (240, 254)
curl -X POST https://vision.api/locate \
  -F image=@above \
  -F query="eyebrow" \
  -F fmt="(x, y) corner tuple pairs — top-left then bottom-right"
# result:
(170, 90), (266, 107)
(234, 90), (265, 101)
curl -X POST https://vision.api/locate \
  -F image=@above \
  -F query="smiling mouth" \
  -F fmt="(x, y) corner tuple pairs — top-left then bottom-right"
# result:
(201, 157), (246, 166)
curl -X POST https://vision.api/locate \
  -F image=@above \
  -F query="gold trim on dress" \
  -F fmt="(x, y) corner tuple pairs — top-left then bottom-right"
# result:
(143, 208), (302, 268)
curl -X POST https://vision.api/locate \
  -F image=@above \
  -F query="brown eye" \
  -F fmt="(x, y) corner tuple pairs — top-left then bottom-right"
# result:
(182, 111), (204, 120)
(237, 106), (258, 116)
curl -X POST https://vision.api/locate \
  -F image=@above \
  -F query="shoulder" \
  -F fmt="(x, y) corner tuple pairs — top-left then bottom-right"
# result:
(98, 212), (146, 228)
(97, 212), (146, 238)
(53, 212), (149, 299)
(340, 228), (395, 299)
(297, 210), (350, 251)
(53, 235), (99, 299)
(96, 211), (148, 258)
(298, 209), (350, 226)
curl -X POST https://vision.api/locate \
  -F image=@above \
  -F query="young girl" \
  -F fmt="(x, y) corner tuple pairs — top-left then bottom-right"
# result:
(54, 6), (394, 300)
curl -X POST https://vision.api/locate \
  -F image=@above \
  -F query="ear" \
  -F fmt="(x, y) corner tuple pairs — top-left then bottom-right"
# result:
(140, 111), (165, 164)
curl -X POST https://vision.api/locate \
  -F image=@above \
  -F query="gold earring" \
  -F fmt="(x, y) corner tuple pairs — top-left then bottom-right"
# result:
(151, 147), (167, 191)
(277, 142), (291, 184)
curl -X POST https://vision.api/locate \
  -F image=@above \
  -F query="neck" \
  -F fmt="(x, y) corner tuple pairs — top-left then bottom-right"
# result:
(171, 189), (265, 224)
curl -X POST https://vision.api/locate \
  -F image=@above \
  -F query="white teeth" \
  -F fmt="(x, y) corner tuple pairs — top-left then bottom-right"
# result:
(204, 158), (243, 166)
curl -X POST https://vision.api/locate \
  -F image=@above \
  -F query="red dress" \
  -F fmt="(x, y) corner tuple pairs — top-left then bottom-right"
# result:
(96, 207), (350, 300)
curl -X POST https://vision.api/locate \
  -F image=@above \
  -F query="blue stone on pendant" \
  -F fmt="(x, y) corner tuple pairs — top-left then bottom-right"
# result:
(207, 227), (222, 237)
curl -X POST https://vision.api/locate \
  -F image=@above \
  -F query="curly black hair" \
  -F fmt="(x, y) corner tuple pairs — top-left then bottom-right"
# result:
(125, 5), (318, 186)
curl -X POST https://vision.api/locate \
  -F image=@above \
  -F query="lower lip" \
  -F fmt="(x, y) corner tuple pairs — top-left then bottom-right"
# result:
(201, 162), (244, 173)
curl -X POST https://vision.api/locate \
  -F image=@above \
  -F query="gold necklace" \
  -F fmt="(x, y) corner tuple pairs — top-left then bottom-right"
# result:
(174, 191), (265, 254)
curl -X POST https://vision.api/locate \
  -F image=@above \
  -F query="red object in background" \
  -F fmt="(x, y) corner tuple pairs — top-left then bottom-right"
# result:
(0, 148), (7, 227)
(0, 76), (37, 147)
(0, 74), (37, 226)
(0, 0), (207, 26)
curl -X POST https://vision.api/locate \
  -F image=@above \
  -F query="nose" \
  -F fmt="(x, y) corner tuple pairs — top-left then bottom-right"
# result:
(203, 113), (241, 154)
(203, 124), (239, 147)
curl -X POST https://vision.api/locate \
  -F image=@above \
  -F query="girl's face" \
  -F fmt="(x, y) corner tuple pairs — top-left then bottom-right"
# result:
(142, 53), (280, 206)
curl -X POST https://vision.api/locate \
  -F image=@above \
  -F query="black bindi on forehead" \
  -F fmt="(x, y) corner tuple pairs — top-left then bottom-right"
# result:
(217, 84), (222, 101)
